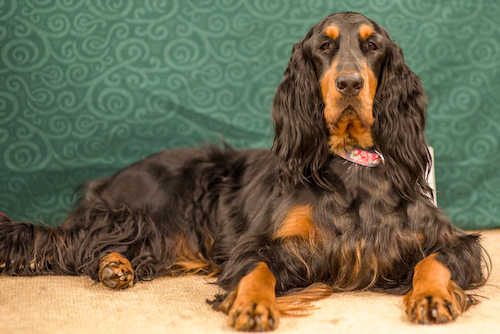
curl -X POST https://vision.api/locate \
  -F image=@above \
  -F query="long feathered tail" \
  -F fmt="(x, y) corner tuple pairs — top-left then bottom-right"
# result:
(0, 201), (172, 281)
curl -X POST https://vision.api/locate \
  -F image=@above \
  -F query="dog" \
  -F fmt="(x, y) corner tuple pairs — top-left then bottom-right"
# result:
(0, 12), (489, 331)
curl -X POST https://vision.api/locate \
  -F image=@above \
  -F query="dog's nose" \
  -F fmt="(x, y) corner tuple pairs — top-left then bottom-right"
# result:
(335, 73), (364, 96)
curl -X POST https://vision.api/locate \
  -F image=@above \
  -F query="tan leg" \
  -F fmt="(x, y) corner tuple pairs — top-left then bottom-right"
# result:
(228, 262), (280, 331)
(98, 252), (134, 290)
(404, 253), (467, 324)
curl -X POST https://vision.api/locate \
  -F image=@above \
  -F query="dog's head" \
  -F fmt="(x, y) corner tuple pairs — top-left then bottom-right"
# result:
(308, 13), (392, 154)
(272, 12), (431, 198)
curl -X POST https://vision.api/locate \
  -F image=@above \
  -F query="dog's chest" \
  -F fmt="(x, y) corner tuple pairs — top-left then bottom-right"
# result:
(330, 166), (403, 228)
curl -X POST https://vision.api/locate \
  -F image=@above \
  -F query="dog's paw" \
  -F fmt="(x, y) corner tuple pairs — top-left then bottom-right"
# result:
(228, 297), (280, 331)
(404, 290), (462, 324)
(98, 252), (134, 289)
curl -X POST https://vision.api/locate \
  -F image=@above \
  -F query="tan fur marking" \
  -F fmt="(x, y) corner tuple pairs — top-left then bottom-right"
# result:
(276, 283), (333, 315)
(320, 60), (338, 124)
(273, 205), (321, 280)
(228, 262), (280, 331)
(362, 60), (378, 102)
(99, 252), (134, 289)
(170, 233), (220, 277)
(325, 25), (339, 40)
(359, 24), (374, 40)
(321, 59), (378, 154)
(275, 205), (316, 240)
(409, 254), (453, 296)
(404, 253), (467, 324)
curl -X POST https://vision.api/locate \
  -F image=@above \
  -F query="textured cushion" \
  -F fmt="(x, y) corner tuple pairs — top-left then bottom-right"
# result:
(1, 229), (499, 334)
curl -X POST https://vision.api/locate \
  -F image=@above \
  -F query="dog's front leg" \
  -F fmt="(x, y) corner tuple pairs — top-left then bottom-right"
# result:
(228, 262), (280, 331)
(404, 253), (467, 324)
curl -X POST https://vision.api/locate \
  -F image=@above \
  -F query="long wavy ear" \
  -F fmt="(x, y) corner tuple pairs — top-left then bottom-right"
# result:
(373, 42), (433, 200)
(271, 38), (330, 192)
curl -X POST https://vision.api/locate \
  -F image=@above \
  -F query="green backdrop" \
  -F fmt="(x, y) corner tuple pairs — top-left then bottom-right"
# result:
(1, 0), (499, 229)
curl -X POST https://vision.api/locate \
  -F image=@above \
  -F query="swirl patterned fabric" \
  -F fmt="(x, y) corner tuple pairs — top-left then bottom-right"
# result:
(0, 0), (499, 229)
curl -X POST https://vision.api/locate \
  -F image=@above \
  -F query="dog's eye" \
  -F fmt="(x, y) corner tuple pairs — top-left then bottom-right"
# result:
(368, 41), (378, 51)
(320, 42), (331, 51)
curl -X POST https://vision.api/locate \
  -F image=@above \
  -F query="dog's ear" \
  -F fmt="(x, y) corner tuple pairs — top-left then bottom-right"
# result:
(271, 39), (330, 192)
(373, 43), (433, 200)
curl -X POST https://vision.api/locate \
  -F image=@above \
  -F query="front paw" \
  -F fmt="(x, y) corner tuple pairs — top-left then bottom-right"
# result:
(404, 290), (462, 324)
(228, 297), (280, 331)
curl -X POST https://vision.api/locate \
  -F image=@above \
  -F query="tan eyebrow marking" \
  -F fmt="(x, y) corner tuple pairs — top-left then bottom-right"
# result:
(359, 24), (374, 40)
(325, 25), (339, 40)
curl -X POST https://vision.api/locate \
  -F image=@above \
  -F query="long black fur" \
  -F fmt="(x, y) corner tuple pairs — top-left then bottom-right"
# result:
(0, 12), (489, 313)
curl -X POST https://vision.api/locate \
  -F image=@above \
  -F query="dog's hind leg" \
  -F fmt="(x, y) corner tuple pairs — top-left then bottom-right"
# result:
(0, 200), (173, 288)
(99, 252), (134, 289)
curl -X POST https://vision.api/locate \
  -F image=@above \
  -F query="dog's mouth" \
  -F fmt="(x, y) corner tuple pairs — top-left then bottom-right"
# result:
(327, 106), (374, 155)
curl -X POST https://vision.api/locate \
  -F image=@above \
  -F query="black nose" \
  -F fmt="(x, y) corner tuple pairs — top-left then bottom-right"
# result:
(335, 73), (364, 96)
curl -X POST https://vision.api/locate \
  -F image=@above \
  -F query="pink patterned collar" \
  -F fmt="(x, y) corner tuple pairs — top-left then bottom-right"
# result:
(339, 148), (385, 167)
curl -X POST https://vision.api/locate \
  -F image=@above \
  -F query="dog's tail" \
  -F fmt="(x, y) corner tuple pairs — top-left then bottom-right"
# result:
(209, 282), (334, 316)
(276, 283), (334, 315)
(0, 201), (170, 281)
(0, 221), (74, 276)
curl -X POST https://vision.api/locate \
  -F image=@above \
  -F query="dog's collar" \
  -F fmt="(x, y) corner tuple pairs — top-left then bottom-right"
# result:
(339, 148), (385, 167)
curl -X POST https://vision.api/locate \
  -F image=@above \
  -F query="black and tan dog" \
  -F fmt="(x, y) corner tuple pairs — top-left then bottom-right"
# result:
(0, 12), (488, 331)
